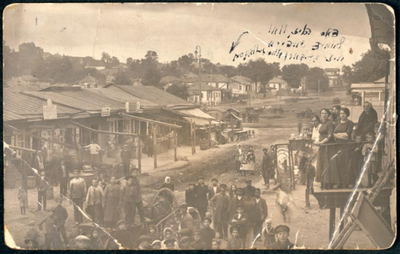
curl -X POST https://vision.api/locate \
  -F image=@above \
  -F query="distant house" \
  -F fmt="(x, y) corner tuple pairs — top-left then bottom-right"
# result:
(324, 68), (342, 87)
(230, 76), (257, 93)
(85, 58), (106, 70)
(160, 76), (182, 90)
(205, 108), (225, 121)
(268, 76), (288, 90)
(80, 73), (99, 88)
(187, 83), (222, 106)
(181, 74), (232, 90)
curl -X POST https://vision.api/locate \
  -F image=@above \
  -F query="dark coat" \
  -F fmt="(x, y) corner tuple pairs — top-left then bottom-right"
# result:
(179, 212), (194, 236)
(262, 154), (271, 172)
(230, 212), (249, 239)
(208, 186), (221, 200)
(56, 164), (70, 182)
(120, 150), (131, 164)
(269, 240), (294, 249)
(53, 204), (68, 226)
(185, 189), (196, 207)
(356, 108), (378, 139)
(249, 197), (268, 223)
(244, 185), (256, 199)
(194, 184), (209, 208)
(230, 196), (249, 218)
(210, 192), (231, 224)
(200, 227), (215, 249)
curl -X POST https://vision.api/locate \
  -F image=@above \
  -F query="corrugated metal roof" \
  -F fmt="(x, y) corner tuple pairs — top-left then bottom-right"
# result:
(176, 108), (215, 120)
(23, 89), (124, 111)
(111, 85), (193, 108)
(4, 89), (80, 115)
(3, 111), (26, 122)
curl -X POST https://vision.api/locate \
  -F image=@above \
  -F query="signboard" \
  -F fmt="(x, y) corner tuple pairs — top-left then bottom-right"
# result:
(275, 144), (293, 193)
(101, 107), (111, 117)
(125, 101), (142, 113)
(43, 99), (57, 120)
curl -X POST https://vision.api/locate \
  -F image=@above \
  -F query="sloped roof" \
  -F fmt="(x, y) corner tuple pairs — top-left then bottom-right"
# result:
(80, 73), (97, 83)
(268, 76), (287, 83)
(231, 76), (253, 85)
(187, 83), (221, 92)
(88, 88), (157, 109)
(160, 76), (181, 85)
(107, 84), (194, 108)
(374, 77), (386, 83)
(182, 74), (233, 84)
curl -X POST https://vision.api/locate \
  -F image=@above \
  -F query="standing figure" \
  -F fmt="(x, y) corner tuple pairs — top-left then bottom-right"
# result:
(85, 140), (101, 171)
(24, 221), (40, 249)
(200, 217), (215, 249)
(69, 169), (87, 225)
(147, 135), (154, 157)
(305, 159), (315, 208)
(121, 169), (145, 226)
(262, 219), (275, 249)
(86, 179), (104, 224)
(244, 180), (256, 199)
(355, 101), (378, 140)
(38, 209), (62, 249)
(57, 159), (70, 198)
(36, 170), (49, 211)
(18, 187), (27, 215)
(210, 184), (230, 239)
(103, 177), (121, 228)
(161, 176), (174, 191)
(33, 151), (45, 173)
(362, 132), (379, 187)
(194, 177), (209, 220)
(230, 188), (249, 219)
(262, 148), (271, 188)
(76, 145), (85, 171)
(227, 225), (244, 249)
(178, 203), (194, 237)
(53, 198), (69, 247)
(269, 225), (295, 249)
(208, 178), (220, 200)
(235, 144), (242, 173)
(189, 230), (207, 249)
(249, 188), (268, 239)
(230, 205), (248, 245)
(120, 145), (132, 177)
(185, 183), (196, 207)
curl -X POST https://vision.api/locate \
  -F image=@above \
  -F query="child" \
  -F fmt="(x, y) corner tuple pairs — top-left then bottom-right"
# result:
(362, 132), (379, 187)
(151, 240), (161, 250)
(262, 219), (275, 249)
(350, 135), (364, 187)
(18, 187), (27, 215)
(200, 217), (215, 249)
(230, 204), (248, 243)
(269, 224), (294, 249)
(24, 221), (39, 249)
(164, 239), (176, 250)
(211, 238), (221, 250)
(189, 230), (207, 249)
(148, 225), (158, 243)
(179, 236), (191, 249)
(137, 235), (152, 250)
(227, 225), (244, 249)
(305, 159), (315, 208)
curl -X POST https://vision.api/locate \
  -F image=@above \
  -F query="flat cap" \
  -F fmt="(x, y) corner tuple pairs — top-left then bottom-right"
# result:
(275, 224), (290, 234)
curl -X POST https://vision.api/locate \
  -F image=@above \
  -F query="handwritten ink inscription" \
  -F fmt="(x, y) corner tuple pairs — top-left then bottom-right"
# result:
(229, 24), (346, 64)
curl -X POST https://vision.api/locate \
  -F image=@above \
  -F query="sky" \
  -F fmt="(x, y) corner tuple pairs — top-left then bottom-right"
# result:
(3, 3), (373, 68)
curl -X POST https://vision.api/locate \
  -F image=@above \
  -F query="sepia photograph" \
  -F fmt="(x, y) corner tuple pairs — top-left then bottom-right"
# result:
(2, 2), (396, 250)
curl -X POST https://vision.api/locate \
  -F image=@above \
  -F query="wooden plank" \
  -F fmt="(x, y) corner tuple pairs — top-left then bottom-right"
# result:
(355, 193), (394, 249)
(121, 113), (181, 129)
(153, 125), (157, 169)
(138, 137), (142, 173)
(332, 221), (358, 249)
(71, 121), (139, 137)
(329, 208), (336, 241)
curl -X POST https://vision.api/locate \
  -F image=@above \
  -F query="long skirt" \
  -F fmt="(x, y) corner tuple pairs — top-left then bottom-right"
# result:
(316, 145), (340, 185)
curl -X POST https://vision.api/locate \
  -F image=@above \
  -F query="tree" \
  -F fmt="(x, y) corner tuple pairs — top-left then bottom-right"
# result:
(166, 83), (189, 100)
(306, 67), (329, 91)
(219, 65), (237, 77)
(111, 56), (120, 67)
(178, 54), (195, 74)
(238, 59), (280, 92)
(282, 64), (309, 88)
(114, 71), (132, 86)
(101, 52), (111, 64)
(142, 67), (161, 86)
(161, 60), (182, 78)
(145, 50), (159, 61)
(351, 49), (389, 83)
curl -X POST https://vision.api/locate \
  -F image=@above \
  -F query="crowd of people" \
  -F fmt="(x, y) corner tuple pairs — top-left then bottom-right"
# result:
(307, 101), (382, 189)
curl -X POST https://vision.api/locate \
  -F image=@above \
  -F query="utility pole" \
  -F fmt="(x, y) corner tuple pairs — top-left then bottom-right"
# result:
(195, 46), (202, 106)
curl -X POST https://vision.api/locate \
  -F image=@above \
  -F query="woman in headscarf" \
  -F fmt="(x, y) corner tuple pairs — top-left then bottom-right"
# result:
(161, 176), (174, 191)
(89, 228), (104, 249)
(315, 108), (336, 189)
(235, 144), (243, 173)
(333, 107), (355, 188)
(229, 184), (237, 199)
(161, 227), (179, 249)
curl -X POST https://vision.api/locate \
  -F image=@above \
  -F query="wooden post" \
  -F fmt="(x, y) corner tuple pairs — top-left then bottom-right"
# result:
(174, 129), (178, 162)
(138, 137), (142, 173)
(153, 125), (157, 169)
(339, 207), (345, 232)
(329, 208), (336, 241)
(193, 122), (196, 153)
(190, 120), (194, 155)
(208, 120), (212, 147)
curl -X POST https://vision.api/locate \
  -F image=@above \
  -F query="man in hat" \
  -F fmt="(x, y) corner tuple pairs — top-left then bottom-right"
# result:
(210, 183), (230, 240)
(36, 170), (49, 211)
(24, 221), (40, 249)
(185, 183), (196, 207)
(137, 235), (152, 250)
(121, 170), (145, 226)
(121, 144), (132, 177)
(53, 198), (69, 247)
(230, 188), (249, 218)
(208, 178), (220, 200)
(113, 220), (132, 249)
(235, 144), (242, 173)
(189, 230), (207, 249)
(194, 176), (209, 220)
(179, 236), (192, 249)
(230, 204), (248, 245)
(200, 216), (215, 249)
(38, 208), (62, 249)
(269, 224), (294, 249)
(85, 179), (103, 224)
(178, 203), (194, 237)
(268, 145), (277, 182)
(244, 180), (256, 199)
(85, 140), (101, 171)
(262, 148), (271, 188)
(57, 159), (70, 198)
(103, 176), (121, 228)
(249, 188), (268, 239)
(69, 169), (87, 225)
